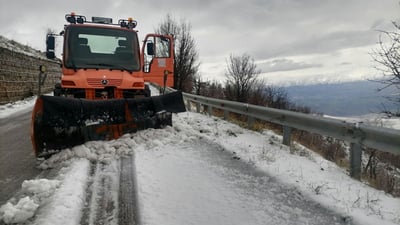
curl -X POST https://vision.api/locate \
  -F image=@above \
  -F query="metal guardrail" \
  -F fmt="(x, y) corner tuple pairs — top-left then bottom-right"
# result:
(181, 92), (400, 180)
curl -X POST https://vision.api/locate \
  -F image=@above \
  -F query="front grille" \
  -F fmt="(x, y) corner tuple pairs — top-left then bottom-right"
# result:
(87, 78), (122, 87)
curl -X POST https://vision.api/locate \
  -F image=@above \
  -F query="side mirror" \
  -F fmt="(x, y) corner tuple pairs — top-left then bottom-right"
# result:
(146, 42), (154, 55)
(46, 35), (55, 59)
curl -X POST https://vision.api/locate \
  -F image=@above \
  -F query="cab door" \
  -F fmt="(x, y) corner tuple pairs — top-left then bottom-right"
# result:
(142, 34), (174, 88)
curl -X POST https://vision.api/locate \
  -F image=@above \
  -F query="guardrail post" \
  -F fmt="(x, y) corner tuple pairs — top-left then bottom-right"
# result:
(247, 116), (254, 129)
(196, 102), (201, 113)
(223, 110), (229, 120)
(207, 105), (213, 116)
(186, 99), (191, 111)
(349, 143), (362, 180)
(282, 126), (292, 146)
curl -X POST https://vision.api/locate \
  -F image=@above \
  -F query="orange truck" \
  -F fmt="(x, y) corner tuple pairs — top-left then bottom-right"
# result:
(31, 13), (185, 158)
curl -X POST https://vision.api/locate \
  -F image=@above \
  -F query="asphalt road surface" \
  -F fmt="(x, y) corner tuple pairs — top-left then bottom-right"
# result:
(0, 108), (42, 205)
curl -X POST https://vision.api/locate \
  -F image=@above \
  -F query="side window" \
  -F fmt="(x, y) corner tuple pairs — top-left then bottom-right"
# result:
(155, 36), (170, 58)
(144, 36), (170, 58)
(143, 39), (154, 73)
(143, 35), (171, 73)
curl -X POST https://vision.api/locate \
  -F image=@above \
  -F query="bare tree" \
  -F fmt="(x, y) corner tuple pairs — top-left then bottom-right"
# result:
(371, 21), (400, 103)
(263, 85), (290, 109)
(201, 80), (225, 99)
(247, 79), (268, 106)
(155, 14), (200, 92)
(192, 73), (205, 95)
(224, 53), (261, 102)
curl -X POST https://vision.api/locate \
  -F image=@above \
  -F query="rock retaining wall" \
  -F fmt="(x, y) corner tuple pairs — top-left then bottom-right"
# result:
(0, 47), (61, 104)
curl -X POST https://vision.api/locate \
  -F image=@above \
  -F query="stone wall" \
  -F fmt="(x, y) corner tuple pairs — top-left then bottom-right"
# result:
(0, 47), (61, 104)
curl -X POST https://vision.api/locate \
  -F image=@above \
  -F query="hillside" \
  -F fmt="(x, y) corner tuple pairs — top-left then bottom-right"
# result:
(285, 80), (399, 116)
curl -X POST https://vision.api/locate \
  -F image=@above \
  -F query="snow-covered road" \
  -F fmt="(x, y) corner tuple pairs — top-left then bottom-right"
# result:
(0, 96), (399, 225)
(136, 138), (348, 225)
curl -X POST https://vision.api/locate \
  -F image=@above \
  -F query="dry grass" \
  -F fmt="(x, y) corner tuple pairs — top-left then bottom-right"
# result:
(363, 149), (400, 197)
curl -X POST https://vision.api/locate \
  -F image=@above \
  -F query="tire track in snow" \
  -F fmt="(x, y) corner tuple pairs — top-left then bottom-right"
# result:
(80, 155), (140, 225)
(118, 155), (140, 225)
(81, 160), (120, 225)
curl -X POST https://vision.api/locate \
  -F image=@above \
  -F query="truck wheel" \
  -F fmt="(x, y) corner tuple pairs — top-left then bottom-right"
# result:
(144, 84), (151, 97)
(54, 83), (62, 96)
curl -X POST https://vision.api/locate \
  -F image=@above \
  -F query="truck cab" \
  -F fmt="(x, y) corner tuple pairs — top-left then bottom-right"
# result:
(47, 13), (174, 99)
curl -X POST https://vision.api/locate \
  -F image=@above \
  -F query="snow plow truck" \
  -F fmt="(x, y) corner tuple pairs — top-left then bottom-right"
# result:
(31, 13), (186, 158)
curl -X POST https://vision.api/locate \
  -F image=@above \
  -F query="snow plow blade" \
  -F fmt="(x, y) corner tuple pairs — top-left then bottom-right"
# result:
(31, 91), (186, 158)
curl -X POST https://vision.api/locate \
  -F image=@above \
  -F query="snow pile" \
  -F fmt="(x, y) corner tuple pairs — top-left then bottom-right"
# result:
(0, 179), (59, 224)
(33, 159), (90, 225)
(38, 138), (134, 169)
(21, 179), (60, 200)
(0, 197), (38, 224)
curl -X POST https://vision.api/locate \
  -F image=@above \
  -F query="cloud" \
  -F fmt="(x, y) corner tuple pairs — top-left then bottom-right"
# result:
(258, 58), (322, 73)
(250, 25), (383, 61)
(0, 0), (398, 85)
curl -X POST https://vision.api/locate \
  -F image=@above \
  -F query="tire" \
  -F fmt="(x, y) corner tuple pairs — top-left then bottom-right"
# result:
(144, 84), (151, 97)
(53, 83), (62, 96)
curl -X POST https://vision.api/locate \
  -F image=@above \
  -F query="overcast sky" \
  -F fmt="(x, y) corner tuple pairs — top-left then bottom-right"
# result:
(1, 0), (399, 85)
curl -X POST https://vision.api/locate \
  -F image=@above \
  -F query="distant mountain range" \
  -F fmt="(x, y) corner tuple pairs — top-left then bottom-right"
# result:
(285, 80), (399, 116)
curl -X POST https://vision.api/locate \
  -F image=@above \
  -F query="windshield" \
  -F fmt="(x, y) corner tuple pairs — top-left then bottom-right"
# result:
(64, 26), (140, 71)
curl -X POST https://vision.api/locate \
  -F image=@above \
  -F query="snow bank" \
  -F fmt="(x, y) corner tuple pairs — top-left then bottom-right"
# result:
(0, 96), (36, 119)
(33, 158), (90, 225)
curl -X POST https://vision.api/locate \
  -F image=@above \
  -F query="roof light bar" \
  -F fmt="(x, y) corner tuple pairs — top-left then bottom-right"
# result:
(65, 13), (86, 24)
(119, 18), (137, 29)
(64, 13), (138, 29)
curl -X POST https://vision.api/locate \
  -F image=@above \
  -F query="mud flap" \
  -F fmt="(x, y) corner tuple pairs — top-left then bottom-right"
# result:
(31, 91), (185, 158)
